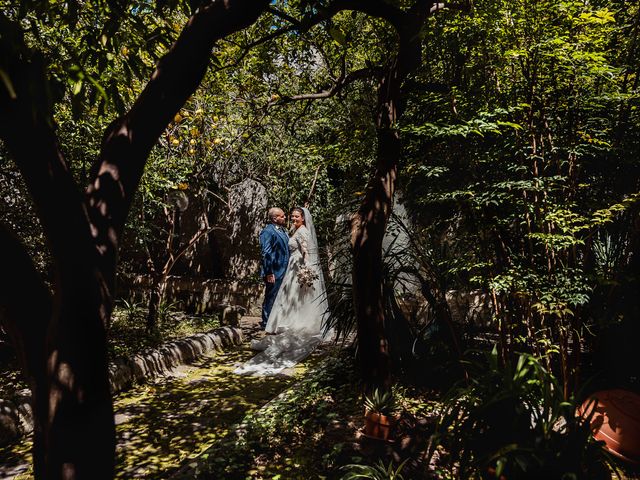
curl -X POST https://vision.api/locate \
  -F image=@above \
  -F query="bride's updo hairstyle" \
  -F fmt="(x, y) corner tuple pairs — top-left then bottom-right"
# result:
(291, 207), (305, 225)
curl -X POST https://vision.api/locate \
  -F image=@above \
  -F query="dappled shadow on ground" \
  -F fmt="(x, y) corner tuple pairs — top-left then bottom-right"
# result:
(0, 436), (32, 478)
(173, 348), (361, 480)
(173, 349), (445, 480)
(114, 345), (303, 479)
(0, 344), (308, 480)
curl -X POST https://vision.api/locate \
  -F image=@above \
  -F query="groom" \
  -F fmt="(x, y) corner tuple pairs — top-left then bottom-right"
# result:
(259, 207), (290, 329)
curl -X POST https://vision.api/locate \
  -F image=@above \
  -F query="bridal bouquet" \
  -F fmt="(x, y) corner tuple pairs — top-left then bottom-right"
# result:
(297, 265), (319, 288)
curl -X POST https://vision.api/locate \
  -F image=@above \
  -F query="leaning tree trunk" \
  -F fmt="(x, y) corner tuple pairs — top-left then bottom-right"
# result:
(0, 1), (269, 477)
(45, 268), (116, 478)
(350, 113), (399, 390)
(350, 17), (424, 389)
(0, 225), (51, 476)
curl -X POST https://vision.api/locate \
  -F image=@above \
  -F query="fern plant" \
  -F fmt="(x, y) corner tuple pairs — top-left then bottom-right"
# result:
(364, 388), (397, 416)
(340, 459), (408, 480)
(432, 347), (617, 479)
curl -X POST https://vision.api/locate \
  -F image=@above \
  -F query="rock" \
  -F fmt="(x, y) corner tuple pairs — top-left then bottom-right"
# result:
(223, 179), (268, 278)
(221, 305), (246, 327)
(0, 398), (20, 445)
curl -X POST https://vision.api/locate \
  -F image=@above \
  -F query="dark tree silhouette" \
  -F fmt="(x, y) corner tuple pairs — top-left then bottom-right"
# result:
(335, 0), (470, 391)
(269, 0), (469, 390)
(0, 1), (269, 477)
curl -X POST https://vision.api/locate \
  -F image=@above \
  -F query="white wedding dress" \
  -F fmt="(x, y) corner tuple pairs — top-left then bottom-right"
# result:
(234, 208), (331, 376)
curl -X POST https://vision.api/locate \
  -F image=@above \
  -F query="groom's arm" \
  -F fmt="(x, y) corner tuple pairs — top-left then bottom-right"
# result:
(259, 228), (276, 282)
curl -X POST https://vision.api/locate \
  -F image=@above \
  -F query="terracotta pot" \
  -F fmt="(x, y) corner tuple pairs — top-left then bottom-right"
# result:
(483, 466), (507, 480)
(363, 410), (395, 440)
(579, 389), (640, 464)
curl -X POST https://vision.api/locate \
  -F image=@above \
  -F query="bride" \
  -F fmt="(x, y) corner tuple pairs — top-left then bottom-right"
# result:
(235, 207), (330, 375)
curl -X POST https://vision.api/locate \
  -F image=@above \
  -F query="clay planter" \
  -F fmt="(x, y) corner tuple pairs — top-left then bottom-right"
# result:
(483, 467), (507, 480)
(580, 389), (640, 464)
(363, 410), (395, 441)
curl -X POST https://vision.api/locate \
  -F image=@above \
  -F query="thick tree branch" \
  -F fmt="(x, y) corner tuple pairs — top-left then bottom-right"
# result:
(85, 0), (270, 286)
(270, 66), (381, 106)
(0, 18), (95, 272)
(0, 223), (51, 382)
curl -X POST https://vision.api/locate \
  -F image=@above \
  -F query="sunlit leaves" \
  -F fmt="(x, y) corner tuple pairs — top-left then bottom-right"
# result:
(1, 0), (189, 117)
(400, 0), (640, 357)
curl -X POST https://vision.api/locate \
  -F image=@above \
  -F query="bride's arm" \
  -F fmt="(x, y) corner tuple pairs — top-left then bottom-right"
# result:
(298, 228), (309, 264)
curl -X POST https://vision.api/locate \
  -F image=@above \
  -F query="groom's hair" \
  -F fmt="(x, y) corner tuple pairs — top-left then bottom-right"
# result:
(268, 207), (283, 222)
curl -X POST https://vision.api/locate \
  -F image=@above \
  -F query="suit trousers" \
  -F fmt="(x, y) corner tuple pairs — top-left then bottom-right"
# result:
(261, 276), (284, 328)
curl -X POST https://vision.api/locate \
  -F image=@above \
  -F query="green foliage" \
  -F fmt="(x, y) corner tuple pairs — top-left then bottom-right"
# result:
(194, 350), (362, 478)
(324, 279), (357, 340)
(0, 361), (27, 399)
(434, 348), (616, 479)
(341, 459), (408, 480)
(397, 0), (640, 390)
(108, 302), (219, 359)
(363, 388), (398, 416)
(243, 351), (356, 447)
(119, 299), (144, 323)
(1, 0), (191, 115)
(0, 155), (50, 274)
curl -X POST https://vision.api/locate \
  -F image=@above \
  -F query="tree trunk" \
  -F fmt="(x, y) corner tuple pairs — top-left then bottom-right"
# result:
(45, 273), (115, 478)
(0, 2), (269, 477)
(0, 225), (51, 476)
(349, 3), (426, 390)
(351, 39), (420, 389)
(146, 274), (168, 332)
(351, 66), (399, 390)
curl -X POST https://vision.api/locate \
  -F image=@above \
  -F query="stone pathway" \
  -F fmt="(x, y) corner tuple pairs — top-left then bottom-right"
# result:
(0, 316), (322, 479)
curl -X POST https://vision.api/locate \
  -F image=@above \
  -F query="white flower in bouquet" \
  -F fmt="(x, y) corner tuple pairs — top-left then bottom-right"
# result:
(297, 265), (319, 288)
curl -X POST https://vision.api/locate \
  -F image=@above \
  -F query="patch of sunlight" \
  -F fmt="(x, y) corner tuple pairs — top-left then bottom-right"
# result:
(0, 435), (33, 479)
(113, 345), (308, 478)
(0, 344), (325, 480)
(169, 347), (347, 479)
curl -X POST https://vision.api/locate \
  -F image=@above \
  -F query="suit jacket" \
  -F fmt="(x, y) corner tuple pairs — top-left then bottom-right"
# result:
(259, 223), (290, 280)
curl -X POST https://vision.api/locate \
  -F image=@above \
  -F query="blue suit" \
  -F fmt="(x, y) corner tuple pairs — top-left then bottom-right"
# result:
(259, 223), (290, 328)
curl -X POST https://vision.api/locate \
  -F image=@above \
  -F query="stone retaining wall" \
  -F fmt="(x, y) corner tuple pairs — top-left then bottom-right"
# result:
(118, 275), (493, 329)
(0, 326), (243, 447)
(118, 275), (263, 316)
(0, 390), (32, 449)
(397, 289), (493, 328)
